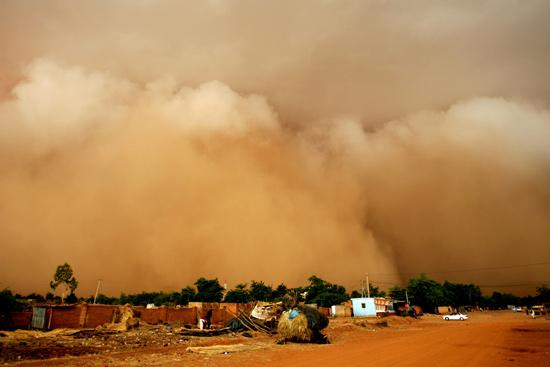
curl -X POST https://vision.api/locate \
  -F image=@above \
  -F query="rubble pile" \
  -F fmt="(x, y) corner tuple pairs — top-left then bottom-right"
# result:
(0, 326), (194, 363)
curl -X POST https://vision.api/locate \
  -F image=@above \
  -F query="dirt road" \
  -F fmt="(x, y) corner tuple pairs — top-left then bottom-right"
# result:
(6, 311), (549, 367)
(249, 313), (550, 367)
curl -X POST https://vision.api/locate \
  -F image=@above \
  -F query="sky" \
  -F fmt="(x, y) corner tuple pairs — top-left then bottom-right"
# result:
(0, 0), (549, 297)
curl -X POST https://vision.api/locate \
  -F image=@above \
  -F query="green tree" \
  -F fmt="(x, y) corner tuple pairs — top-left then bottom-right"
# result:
(484, 291), (520, 309)
(443, 281), (481, 307)
(389, 286), (408, 301)
(194, 277), (224, 302)
(153, 291), (181, 306)
(272, 283), (288, 300)
(350, 290), (362, 298)
(407, 274), (445, 313)
(368, 283), (386, 298)
(86, 293), (117, 305)
(180, 286), (196, 305)
(0, 289), (24, 328)
(536, 285), (550, 303)
(249, 281), (273, 301)
(305, 275), (349, 307)
(224, 283), (252, 303)
(65, 292), (78, 304)
(23, 293), (46, 303)
(50, 263), (78, 303)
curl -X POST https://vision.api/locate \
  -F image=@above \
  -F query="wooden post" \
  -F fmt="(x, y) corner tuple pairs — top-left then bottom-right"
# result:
(47, 308), (53, 330)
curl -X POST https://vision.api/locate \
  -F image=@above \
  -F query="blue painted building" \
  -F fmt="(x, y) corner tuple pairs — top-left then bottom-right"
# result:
(351, 297), (376, 317)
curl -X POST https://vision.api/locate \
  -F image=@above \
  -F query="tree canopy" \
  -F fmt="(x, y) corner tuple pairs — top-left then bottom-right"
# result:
(180, 286), (196, 305)
(304, 275), (349, 307)
(536, 285), (550, 303)
(224, 283), (252, 303)
(442, 281), (481, 307)
(194, 277), (224, 302)
(50, 263), (78, 303)
(249, 281), (273, 301)
(389, 286), (408, 302)
(407, 274), (446, 312)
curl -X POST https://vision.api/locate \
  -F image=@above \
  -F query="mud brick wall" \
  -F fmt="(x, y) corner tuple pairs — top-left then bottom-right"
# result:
(166, 308), (197, 324)
(219, 303), (253, 316)
(82, 305), (116, 328)
(211, 308), (232, 326)
(7, 311), (32, 329)
(138, 307), (168, 324)
(138, 307), (198, 325)
(219, 303), (239, 315)
(10, 304), (242, 330)
(48, 306), (81, 329)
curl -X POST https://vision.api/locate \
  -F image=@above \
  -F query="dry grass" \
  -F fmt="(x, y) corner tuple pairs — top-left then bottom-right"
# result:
(277, 311), (313, 342)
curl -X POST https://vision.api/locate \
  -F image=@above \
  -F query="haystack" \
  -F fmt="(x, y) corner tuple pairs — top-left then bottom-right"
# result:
(278, 311), (312, 342)
(277, 305), (329, 343)
(107, 304), (140, 331)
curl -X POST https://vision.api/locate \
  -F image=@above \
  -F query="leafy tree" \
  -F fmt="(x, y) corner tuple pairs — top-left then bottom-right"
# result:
(483, 291), (520, 309)
(368, 283), (386, 297)
(249, 281), (273, 301)
(350, 285), (386, 298)
(389, 286), (408, 301)
(407, 274), (445, 313)
(153, 291), (181, 306)
(0, 289), (24, 329)
(23, 293), (46, 303)
(520, 295), (535, 308)
(194, 277), (224, 302)
(350, 290), (362, 298)
(50, 263), (78, 303)
(65, 292), (78, 304)
(119, 292), (159, 306)
(443, 281), (481, 307)
(535, 285), (550, 303)
(0, 290), (22, 311)
(180, 286), (196, 305)
(85, 294), (117, 305)
(304, 275), (349, 307)
(224, 283), (252, 303)
(272, 283), (289, 300)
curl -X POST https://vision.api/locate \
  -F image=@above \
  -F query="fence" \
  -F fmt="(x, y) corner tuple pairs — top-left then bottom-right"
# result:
(4, 303), (240, 330)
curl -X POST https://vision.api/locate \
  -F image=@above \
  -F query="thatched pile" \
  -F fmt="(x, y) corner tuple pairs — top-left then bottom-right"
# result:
(107, 304), (140, 331)
(277, 305), (329, 344)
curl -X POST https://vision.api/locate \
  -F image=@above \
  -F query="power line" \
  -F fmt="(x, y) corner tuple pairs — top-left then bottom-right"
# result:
(476, 282), (550, 288)
(367, 261), (550, 277)
(369, 280), (550, 288)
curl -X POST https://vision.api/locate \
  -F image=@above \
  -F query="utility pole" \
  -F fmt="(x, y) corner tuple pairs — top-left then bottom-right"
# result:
(93, 279), (102, 304)
(405, 289), (409, 304)
(361, 278), (365, 298)
(366, 273), (370, 298)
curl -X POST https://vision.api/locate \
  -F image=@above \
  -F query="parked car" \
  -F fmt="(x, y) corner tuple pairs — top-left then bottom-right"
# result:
(443, 313), (468, 321)
(511, 306), (522, 312)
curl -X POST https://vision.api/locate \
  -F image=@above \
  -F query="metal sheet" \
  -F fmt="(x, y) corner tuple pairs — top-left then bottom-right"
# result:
(31, 307), (46, 329)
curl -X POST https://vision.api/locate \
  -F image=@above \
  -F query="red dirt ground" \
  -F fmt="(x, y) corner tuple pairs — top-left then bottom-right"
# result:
(6, 311), (550, 367)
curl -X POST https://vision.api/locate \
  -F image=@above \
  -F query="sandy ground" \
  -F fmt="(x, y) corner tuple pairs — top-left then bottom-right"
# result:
(2, 311), (549, 367)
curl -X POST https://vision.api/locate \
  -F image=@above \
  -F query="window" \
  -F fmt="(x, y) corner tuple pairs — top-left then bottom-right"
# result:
(361, 303), (366, 308)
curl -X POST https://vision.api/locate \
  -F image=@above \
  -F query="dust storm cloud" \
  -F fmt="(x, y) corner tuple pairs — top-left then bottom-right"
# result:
(0, 1), (549, 295)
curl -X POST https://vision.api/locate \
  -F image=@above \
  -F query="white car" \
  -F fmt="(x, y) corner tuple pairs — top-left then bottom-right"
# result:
(443, 313), (468, 321)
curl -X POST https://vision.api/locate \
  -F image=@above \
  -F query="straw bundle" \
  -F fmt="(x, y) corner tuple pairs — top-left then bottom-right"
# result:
(110, 304), (140, 331)
(277, 310), (313, 342)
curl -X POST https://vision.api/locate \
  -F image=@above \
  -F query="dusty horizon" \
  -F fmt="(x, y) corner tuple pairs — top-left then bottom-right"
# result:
(1, 1), (549, 297)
